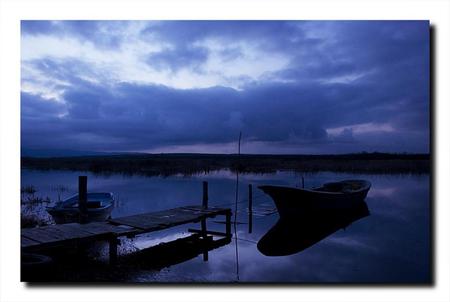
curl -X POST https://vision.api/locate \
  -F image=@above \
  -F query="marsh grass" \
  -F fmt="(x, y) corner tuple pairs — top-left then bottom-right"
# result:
(21, 185), (54, 228)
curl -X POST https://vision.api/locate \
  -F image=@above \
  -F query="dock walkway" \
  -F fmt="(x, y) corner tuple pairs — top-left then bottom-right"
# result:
(21, 205), (232, 264)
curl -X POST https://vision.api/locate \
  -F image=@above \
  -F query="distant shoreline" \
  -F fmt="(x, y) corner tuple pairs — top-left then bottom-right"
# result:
(21, 152), (430, 176)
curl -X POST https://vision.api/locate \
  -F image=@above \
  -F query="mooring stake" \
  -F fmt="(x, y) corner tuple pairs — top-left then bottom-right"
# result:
(78, 176), (88, 224)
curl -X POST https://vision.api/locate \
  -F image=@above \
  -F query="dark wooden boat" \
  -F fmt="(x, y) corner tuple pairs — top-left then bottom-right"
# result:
(259, 179), (371, 218)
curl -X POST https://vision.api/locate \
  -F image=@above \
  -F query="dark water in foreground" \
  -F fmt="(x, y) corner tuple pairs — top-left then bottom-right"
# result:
(21, 169), (430, 283)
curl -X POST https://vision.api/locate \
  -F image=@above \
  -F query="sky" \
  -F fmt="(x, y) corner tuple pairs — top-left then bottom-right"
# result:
(20, 21), (430, 155)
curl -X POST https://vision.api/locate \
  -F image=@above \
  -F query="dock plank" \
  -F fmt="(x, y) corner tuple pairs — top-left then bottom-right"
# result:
(108, 206), (227, 230)
(22, 227), (71, 244)
(48, 223), (98, 238)
(109, 213), (170, 230)
(71, 222), (135, 236)
(21, 223), (136, 248)
(21, 227), (92, 249)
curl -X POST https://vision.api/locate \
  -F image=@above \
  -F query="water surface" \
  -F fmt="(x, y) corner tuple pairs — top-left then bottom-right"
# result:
(21, 169), (430, 283)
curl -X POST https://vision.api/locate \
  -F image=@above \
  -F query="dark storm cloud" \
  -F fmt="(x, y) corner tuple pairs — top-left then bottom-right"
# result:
(21, 79), (426, 152)
(141, 21), (305, 47)
(21, 20), (124, 48)
(21, 21), (56, 35)
(21, 21), (430, 153)
(21, 92), (66, 118)
(22, 79), (329, 150)
(147, 45), (209, 72)
(140, 21), (319, 75)
(272, 21), (429, 86)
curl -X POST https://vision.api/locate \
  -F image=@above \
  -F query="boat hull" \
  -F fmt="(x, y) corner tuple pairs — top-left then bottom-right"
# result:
(259, 180), (370, 219)
(47, 205), (113, 224)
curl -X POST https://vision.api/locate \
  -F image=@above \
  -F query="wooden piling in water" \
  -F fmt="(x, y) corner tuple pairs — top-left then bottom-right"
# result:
(109, 237), (118, 265)
(201, 182), (209, 232)
(202, 181), (208, 209)
(201, 181), (209, 261)
(78, 176), (88, 224)
(226, 211), (232, 237)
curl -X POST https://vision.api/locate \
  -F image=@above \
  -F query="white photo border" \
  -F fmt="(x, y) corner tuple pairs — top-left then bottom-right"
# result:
(1, 0), (449, 301)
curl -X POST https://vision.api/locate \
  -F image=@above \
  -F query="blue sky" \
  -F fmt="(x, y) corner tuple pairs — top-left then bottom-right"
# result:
(21, 21), (430, 154)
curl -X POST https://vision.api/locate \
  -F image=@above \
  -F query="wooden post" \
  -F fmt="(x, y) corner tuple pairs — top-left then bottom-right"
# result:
(248, 184), (253, 234)
(201, 181), (209, 262)
(202, 181), (208, 209)
(201, 219), (207, 238)
(78, 176), (88, 224)
(200, 181), (208, 239)
(225, 210), (232, 238)
(202, 244), (209, 262)
(109, 237), (118, 265)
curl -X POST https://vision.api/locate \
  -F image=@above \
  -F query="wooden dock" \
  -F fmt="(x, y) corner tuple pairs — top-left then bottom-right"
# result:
(21, 205), (232, 264)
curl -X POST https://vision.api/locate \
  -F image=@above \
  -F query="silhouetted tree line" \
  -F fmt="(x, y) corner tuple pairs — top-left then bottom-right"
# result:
(21, 152), (430, 176)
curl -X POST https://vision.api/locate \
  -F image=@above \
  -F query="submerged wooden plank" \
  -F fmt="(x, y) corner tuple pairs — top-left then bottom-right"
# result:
(21, 236), (41, 248)
(157, 208), (205, 222)
(181, 205), (230, 215)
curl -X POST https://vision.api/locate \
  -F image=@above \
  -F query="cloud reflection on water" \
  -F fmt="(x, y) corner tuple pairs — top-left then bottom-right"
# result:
(21, 169), (430, 283)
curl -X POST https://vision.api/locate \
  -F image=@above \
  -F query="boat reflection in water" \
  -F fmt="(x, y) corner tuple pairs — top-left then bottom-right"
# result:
(257, 180), (371, 256)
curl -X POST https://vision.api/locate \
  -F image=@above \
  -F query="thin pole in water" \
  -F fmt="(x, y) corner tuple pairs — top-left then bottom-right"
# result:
(248, 184), (253, 234)
(238, 131), (241, 154)
(234, 131), (242, 281)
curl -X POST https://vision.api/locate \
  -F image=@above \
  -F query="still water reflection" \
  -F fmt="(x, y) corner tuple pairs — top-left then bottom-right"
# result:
(257, 201), (370, 257)
(21, 169), (430, 283)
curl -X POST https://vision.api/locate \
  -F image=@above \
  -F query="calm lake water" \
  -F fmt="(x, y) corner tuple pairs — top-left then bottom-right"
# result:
(21, 169), (430, 283)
